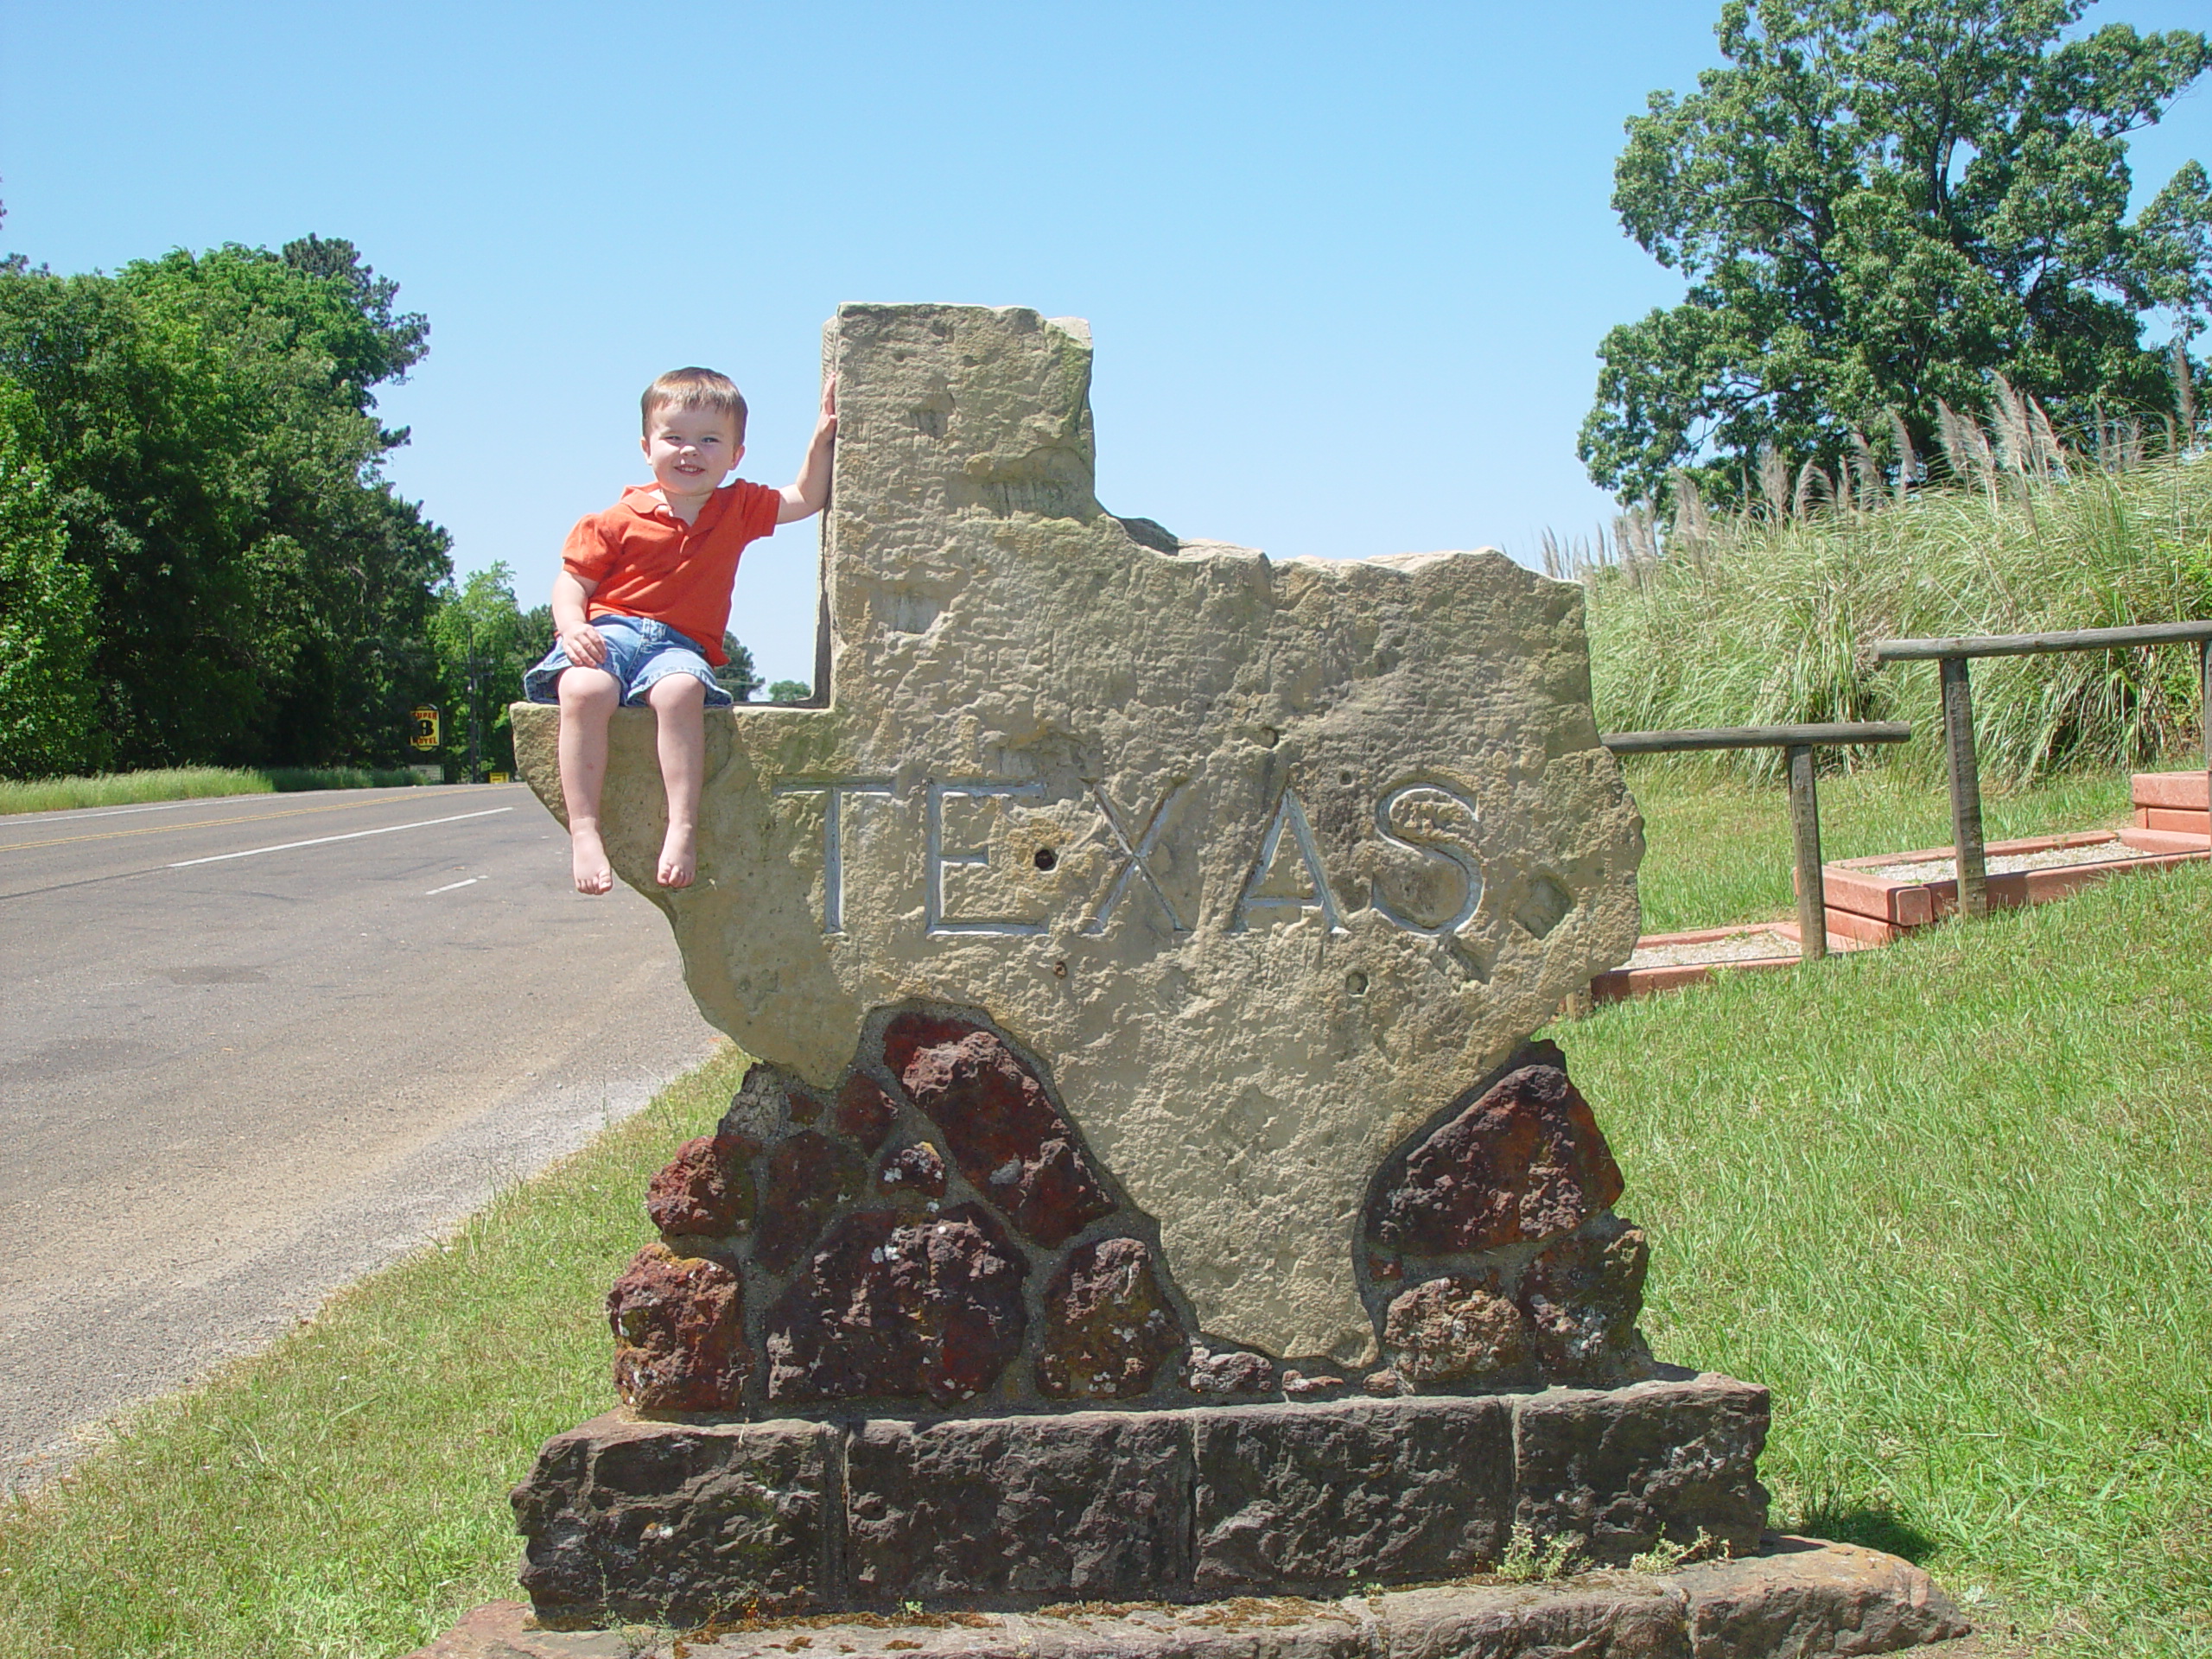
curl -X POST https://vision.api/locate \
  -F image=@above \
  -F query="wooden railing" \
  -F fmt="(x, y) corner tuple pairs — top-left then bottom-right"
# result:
(1599, 721), (1914, 961)
(1872, 622), (2212, 919)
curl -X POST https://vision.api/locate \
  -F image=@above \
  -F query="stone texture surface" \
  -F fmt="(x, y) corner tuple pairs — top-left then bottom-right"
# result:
(1521, 1216), (1650, 1382)
(877, 1140), (948, 1198)
(423, 1533), (1977, 1656)
(1514, 1373), (1772, 1563)
(645, 1133), (759, 1237)
(1677, 1537), (1973, 1656)
(606, 1245), (752, 1412)
(1373, 1062), (1624, 1255)
(511, 1382), (1777, 1624)
(1382, 1270), (1529, 1385)
(753, 1130), (870, 1275)
(845, 1412), (1193, 1608)
(763, 1205), (1028, 1406)
(1191, 1396), (1516, 1594)
(1035, 1236), (1187, 1400)
(891, 1018), (1116, 1249)
(836, 1071), (901, 1151)
(1376, 1580), (1691, 1658)
(1185, 1344), (1280, 1395)
(512, 303), (1643, 1363)
(512, 1414), (835, 1628)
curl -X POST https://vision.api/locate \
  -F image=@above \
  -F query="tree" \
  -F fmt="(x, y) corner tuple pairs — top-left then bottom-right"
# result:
(1579, 0), (2212, 510)
(0, 394), (103, 778)
(716, 634), (762, 701)
(0, 240), (452, 771)
(429, 563), (543, 777)
(766, 679), (810, 703)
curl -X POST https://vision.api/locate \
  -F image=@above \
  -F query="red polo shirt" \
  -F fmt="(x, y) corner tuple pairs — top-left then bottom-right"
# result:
(562, 480), (781, 666)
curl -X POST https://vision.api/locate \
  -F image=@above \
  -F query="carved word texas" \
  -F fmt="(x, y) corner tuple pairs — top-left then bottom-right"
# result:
(772, 777), (1484, 941)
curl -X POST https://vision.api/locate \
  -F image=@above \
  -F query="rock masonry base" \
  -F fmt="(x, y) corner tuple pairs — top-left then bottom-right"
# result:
(511, 1373), (1770, 1630)
(412, 1538), (1972, 1659)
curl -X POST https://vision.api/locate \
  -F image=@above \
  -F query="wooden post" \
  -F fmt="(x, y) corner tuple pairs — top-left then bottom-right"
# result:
(1939, 655), (1988, 920)
(1787, 743), (1826, 962)
(2201, 638), (2210, 792)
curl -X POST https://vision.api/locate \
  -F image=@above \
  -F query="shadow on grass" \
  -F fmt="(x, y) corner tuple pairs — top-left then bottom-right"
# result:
(1792, 1500), (1940, 1563)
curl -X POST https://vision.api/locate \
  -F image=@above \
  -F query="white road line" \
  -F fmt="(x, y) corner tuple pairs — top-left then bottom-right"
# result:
(425, 877), (481, 895)
(17, 798), (228, 825)
(168, 809), (514, 868)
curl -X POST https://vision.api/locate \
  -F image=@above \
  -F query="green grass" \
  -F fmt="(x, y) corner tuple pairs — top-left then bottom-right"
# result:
(2, 776), (2206, 1656)
(0, 766), (429, 815)
(1555, 861), (2212, 1656)
(1583, 451), (2212, 785)
(1624, 756), (2144, 933)
(0, 1044), (751, 1659)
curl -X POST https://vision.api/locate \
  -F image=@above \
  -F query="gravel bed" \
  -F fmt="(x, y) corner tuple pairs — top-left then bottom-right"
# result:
(1872, 839), (2148, 884)
(1624, 931), (1800, 969)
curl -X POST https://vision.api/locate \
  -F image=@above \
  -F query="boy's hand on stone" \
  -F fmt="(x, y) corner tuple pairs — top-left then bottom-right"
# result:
(560, 623), (608, 668)
(818, 375), (837, 432)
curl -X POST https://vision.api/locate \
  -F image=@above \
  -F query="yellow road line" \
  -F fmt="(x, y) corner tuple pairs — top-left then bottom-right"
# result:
(0, 797), (435, 855)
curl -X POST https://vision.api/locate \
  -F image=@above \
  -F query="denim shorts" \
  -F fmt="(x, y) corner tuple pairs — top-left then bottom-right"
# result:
(521, 613), (734, 709)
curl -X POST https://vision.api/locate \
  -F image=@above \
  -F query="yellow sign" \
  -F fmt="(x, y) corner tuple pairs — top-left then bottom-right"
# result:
(410, 705), (441, 750)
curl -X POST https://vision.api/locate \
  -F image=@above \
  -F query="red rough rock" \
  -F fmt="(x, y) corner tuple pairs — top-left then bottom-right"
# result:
(880, 1010), (984, 1077)
(887, 1017), (1116, 1249)
(1184, 1345), (1278, 1395)
(1035, 1236), (1185, 1400)
(877, 1141), (947, 1199)
(1519, 1217), (1649, 1381)
(763, 1204), (1028, 1406)
(1383, 1270), (1529, 1384)
(835, 1072), (901, 1151)
(753, 1130), (869, 1275)
(1371, 1065), (1623, 1254)
(606, 1243), (751, 1410)
(644, 1132), (760, 1236)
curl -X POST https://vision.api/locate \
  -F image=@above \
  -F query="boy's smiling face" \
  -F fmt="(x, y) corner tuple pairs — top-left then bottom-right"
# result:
(641, 403), (745, 503)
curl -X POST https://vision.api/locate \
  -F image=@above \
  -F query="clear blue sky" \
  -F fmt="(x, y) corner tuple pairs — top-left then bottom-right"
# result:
(5, 1), (2207, 688)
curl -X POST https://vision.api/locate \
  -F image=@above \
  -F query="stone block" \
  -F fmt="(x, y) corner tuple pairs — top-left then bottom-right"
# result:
(890, 1017), (1117, 1249)
(764, 1204), (1028, 1407)
(753, 1128), (870, 1275)
(645, 1133), (759, 1237)
(1373, 1063), (1624, 1255)
(1036, 1235), (1187, 1401)
(1511, 1373), (1770, 1563)
(1192, 1395), (1515, 1595)
(843, 1411), (1193, 1607)
(511, 1414), (836, 1629)
(1518, 1216), (1649, 1383)
(1382, 1271), (1529, 1385)
(1375, 1580), (1691, 1659)
(607, 1245), (751, 1412)
(1676, 1535), (1971, 1657)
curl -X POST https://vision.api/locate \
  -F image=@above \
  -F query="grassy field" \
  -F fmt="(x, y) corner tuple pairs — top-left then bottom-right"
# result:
(0, 766), (430, 815)
(1568, 860), (2212, 1656)
(1623, 755), (2149, 934)
(1, 773), (2206, 1656)
(1582, 450), (2212, 786)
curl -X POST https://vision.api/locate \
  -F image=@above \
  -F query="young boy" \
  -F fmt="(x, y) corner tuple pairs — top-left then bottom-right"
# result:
(524, 366), (836, 895)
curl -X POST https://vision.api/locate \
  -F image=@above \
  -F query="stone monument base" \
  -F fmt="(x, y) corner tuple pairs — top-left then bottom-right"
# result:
(412, 1538), (1973, 1659)
(512, 1373), (1771, 1630)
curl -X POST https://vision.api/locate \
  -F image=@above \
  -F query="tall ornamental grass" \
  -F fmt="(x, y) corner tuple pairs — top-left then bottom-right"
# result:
(1577, 453), (2212, 783)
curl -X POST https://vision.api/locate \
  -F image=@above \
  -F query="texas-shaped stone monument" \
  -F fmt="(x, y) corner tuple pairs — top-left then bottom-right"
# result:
(514, 302), (1643, 1369)
(497, 309), (1974, 1649)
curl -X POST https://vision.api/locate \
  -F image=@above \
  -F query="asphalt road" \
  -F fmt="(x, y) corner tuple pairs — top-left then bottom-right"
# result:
(0, 783), (720, 1491)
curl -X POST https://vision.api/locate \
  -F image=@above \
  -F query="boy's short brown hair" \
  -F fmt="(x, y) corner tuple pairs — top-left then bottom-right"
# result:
(642, 367), (748, 441)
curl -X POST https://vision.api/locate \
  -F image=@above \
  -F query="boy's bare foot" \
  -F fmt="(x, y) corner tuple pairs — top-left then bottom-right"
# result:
(657, 823), (696, 889)
(571, 827), (614, 895)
